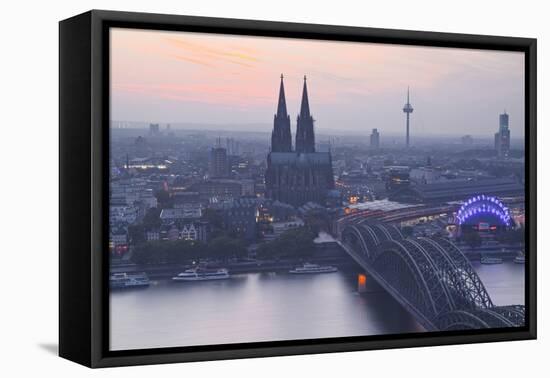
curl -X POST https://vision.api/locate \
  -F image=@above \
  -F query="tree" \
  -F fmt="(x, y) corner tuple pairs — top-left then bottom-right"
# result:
(155, 189), (172, 208)
(401, 226), (414, 238)
(172, 239), (207, 263)
(207, 236), (247, 261)
(303, 210), (330, 234)
(133, 241), (165, 265)
(132, 239), (207, 265)
(256, 227), (317, 260)
(462, 230), (482, 250)
(127, 224), (145, 245)
(202, 208), (223, 227)
(497, 227), (525, 245)
(142, 207), (161, 229)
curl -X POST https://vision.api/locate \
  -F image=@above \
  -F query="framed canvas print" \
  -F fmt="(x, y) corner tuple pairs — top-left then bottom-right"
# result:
(59, 10), (536, 368)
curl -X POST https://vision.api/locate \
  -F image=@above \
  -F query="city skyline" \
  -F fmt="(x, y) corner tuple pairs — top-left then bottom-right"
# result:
(111, 28), (525, 138)
(108, 28), (527, 350)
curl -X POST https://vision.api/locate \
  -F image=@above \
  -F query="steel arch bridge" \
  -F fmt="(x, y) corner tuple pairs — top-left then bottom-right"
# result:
(339, 221), (525, 331)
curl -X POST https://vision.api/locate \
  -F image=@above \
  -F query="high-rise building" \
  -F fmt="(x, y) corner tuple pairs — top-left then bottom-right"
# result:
(209, 143), (229, 178)
(166, 123), (175, 137)
(149, 123), (160, 137)
(494, 112), (511, 157)
(370, 128), (380, 149)
(461, 135), (474, 145)
(134, 136), (149, 158)
(265, 75), (334, 207)
(225, 137), (240, 156)
(403, 87), (414, 148)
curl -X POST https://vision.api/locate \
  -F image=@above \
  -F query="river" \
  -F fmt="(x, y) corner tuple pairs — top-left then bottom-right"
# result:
(110, 262), (524, 351)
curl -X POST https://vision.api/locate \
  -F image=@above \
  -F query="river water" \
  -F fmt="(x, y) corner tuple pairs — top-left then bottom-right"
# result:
(110, 262), (525, 351)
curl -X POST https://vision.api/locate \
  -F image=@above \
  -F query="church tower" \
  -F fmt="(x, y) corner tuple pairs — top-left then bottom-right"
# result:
(295, 76), (315, 153)
(266, 74), (335, 207)
(271, 74), (292, 152)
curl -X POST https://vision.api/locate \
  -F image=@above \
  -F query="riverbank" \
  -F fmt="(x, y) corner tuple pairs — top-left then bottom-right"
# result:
(111, 254), (359, 280)
(462, 249), (523, 261)
(111, 240), (523, 279)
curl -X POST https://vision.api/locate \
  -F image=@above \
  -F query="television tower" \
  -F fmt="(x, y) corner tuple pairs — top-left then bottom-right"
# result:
(403, 87), (414, 148)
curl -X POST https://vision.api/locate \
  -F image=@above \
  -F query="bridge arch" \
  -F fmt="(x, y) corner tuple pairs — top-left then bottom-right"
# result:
(339, 221), (524, 331)
(373, 239), (453, 321)
(341, 223), (402, 260)
(436, 307), (517, 331)
(436, 310), (492, 330)
(421, 237), (493, 309)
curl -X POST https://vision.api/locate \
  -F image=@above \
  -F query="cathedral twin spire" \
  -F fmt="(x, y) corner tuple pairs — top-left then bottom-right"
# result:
(296, 76), (315, 153)
(271, 74), (292, 152)
(272, 75), (315, 153)
(276, 74), (288, 119)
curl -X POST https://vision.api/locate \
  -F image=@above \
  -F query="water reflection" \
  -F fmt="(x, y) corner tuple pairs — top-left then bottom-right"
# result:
(110, 263), (523, 351)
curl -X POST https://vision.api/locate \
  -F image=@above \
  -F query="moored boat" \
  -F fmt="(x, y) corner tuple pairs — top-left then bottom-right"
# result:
(289, 263), (338, 274)
(480, 256), (503, 265)
(110, 272), (150, 289)
(172, 267), (230, 281)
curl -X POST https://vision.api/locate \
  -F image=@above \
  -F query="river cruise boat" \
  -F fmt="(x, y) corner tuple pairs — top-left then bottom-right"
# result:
(172, 267), (230, 281)
(480, 256), (503, 265)
(289, 263), (338, 274)
(514, 253), (526, 264)
(110, 272), (150, 289)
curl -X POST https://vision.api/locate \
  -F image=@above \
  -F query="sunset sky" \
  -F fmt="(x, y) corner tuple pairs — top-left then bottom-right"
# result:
(110, 28), (525, 138)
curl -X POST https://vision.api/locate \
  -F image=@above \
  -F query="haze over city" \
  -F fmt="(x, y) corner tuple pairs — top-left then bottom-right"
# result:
(108, 27), (527, 351)
(110, 28), (525, 138)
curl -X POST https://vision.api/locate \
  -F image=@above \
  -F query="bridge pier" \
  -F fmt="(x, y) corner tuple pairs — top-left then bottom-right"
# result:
(357, 273), (367, 293)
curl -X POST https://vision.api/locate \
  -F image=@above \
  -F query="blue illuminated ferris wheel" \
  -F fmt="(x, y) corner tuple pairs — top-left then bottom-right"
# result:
(456, 194), (512, 227)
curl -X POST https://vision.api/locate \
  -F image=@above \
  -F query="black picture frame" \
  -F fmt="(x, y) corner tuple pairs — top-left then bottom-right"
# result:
(59, 9), (537, 368)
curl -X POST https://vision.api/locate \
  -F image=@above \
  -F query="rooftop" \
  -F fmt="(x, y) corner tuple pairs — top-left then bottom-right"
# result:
(160, 207), (202, 219)
(269, 152), (331, 166)
(347, 199), (421, 212)
(411, 177), (524, 201)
